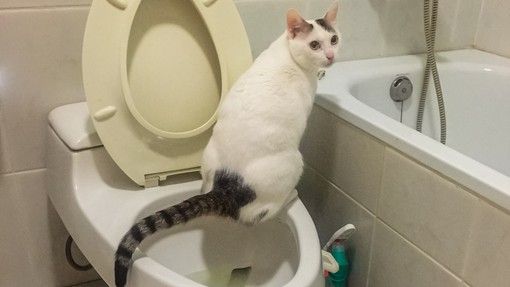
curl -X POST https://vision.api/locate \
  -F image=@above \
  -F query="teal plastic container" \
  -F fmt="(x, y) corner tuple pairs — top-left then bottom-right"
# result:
(328, 243), (349, 287)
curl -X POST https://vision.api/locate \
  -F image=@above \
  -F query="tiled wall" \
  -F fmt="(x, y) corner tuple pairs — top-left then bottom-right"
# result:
(0, 1), (100, 286)
(298, 106), (510, 287)
(240, 0), (481, 60)
(0, 0), (493, 286)
(474, 0), (510, 58)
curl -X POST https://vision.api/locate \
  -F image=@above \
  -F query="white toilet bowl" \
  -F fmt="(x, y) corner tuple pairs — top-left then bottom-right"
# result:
(46, 103), (325, 287)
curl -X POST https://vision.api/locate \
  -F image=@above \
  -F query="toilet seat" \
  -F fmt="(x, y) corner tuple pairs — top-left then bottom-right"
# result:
(83, 0), (252, 186)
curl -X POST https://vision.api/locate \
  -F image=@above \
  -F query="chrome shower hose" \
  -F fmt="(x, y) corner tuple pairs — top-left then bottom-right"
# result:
(416, 0), (447, 144)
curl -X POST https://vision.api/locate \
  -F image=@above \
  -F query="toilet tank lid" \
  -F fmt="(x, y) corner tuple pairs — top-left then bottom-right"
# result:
(48, 102), (102, 151)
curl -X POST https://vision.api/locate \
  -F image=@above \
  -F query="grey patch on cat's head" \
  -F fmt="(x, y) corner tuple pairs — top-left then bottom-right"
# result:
(315, 19), (335, 33)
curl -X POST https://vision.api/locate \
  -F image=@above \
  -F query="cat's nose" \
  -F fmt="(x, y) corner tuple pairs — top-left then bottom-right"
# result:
(325, 51), (334, 61)
(326, 55), (335, 64)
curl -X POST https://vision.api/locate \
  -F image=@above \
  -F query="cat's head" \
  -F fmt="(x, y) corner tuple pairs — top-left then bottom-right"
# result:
(286, 1), (340, 70)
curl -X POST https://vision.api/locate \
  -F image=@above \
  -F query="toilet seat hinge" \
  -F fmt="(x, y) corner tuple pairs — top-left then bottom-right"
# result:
(144, 167), (202, 188)
(144, 174), (161, 188)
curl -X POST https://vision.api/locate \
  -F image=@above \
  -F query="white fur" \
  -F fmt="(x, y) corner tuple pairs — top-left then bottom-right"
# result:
(200, 3), (340, 224)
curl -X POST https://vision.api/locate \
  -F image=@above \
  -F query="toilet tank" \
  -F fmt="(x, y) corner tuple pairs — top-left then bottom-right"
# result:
(46, 102), (103, 221)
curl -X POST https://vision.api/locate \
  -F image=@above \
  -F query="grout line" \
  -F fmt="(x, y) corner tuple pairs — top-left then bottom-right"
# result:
(304, 148), (478, 284)
(0, 168), (46, 177)
(374, 146), (387, 216)
(305, 146), (494, 285)
(472, 0), (486, 47)
(459, 197), (483, 282)
(303, 163), (378, 287)
(305, 161), (470, 283)
(375, 217), (465, 282)
(304, 163), (376, 217)
(388, 145), (510, 217)
(365, 145), (388, 287)
(364, 212), (378, 287)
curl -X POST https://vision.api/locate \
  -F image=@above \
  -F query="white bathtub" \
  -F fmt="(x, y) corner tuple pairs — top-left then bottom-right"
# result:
(316, 49), (510, 211)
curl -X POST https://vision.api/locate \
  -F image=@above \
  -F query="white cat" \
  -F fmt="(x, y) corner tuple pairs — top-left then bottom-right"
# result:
(115, 2), (340, 286)
(201, 1), (341, 224)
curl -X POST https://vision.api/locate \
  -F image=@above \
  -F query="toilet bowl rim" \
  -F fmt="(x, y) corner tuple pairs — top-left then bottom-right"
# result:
(125, 196), (322, 287)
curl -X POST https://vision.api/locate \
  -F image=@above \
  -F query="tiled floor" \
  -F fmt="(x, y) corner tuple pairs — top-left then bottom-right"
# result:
(71, 280), (108, 287)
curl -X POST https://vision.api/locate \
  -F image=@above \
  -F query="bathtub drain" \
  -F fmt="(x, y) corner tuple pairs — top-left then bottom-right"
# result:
(390, 76), (413, 102)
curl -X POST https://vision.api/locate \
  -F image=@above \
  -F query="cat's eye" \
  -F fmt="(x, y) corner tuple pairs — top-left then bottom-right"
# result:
(331, 35), (339, 45)
(309, 41), (321, 50)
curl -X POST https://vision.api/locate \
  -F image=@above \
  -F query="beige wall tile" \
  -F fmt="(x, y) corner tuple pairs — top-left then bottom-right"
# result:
(237, 0), (463, 61)
(378, 148), (478, 274)
(369, 0), (426, 56)
(309, 0), (478, 61)
(434, 0), (480, 51)
(238, 0), (481, 62)
(450, 0), (482, 49)
(0, 173), (36, 286)
(463, 201), (510, 287)
(235, 0), (309, 58)
(0, 7), (89, 172)
(475, 0), (510, 58)
(334, 0), (387, 60)
(0, 122), (10, 173)
(301, 106), (385, 212)
(0, 170), (99, 286)
(298, 165), (375, 287)
(369, 220), (464, 287)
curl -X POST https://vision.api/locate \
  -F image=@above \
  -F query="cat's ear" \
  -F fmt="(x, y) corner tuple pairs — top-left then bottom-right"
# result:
(286, 9), (312, 39)
(323, 0), (339, 26)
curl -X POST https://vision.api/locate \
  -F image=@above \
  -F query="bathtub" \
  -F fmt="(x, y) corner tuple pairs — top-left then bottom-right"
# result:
(315, 49), (510, 211)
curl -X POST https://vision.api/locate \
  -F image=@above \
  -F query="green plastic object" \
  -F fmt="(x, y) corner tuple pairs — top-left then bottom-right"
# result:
(328, 242), (349, 287)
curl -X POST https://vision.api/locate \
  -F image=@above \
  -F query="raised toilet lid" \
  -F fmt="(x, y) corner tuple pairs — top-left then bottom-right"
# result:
(83, 0), (252, 186)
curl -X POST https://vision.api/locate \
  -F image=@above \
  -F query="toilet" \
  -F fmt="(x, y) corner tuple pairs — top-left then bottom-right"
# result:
(46, 0), (324, 286)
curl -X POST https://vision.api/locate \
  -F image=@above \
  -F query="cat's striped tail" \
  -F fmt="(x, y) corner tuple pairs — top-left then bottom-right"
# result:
(114, 170), (256, 287)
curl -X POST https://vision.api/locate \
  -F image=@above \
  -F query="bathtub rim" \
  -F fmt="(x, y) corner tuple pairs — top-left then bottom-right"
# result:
(315, 49), (510, 213)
